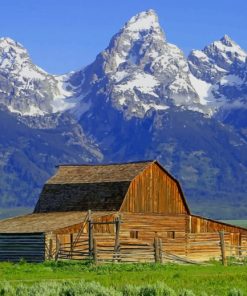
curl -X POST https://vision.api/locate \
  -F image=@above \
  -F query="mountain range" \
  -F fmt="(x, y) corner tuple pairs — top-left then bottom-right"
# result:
(1, 9), (247, 219)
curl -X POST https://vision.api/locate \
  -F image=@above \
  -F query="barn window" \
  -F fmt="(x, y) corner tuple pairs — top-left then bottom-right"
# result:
(167, 231), (175, 239)
(130, 231), (138, 239)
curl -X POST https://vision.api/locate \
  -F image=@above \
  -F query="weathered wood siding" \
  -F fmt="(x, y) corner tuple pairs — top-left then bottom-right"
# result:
(0, 233), (45, 262)
(120, 163), (188, 214)
(189, 215), (247, 234)
(186, 232), (230, 261)
(119, 213), (187, 256)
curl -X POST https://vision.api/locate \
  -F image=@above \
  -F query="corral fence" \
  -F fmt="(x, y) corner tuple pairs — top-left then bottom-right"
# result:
(186, 231), (247, 266)
(47, 211), (247, 265)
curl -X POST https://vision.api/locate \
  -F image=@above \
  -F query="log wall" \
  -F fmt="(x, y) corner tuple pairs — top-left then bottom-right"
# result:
(119, 213), (187, 256)
(0, 233), (45, 262)
(186, 232), (229, 261)
(189, 215), (247, 234)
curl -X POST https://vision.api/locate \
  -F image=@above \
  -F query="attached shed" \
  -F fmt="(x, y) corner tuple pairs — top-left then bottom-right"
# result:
(0, 160), (246, 263)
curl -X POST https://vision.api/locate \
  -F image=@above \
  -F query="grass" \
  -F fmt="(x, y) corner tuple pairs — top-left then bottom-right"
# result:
(0, 261), (247, 295)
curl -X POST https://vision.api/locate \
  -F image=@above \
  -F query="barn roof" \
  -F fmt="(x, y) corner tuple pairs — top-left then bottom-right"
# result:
(34, 161), (153, 213)
(34, 160), (192, 213)
(49, 161), (153, 184)
(0, 211), (114, 233)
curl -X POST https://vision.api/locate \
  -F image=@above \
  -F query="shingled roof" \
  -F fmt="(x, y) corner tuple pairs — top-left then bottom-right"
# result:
(34, 161), (153, 213)
(0, 211), (114, 233)
(48, 161), (153, 184)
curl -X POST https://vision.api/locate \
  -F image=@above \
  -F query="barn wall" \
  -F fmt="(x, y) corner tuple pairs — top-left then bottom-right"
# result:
(186, 232), (231, 261)
(0, 233), (45, 262)
(119, 213), (187, 256)
(120, 163), (188, 214)
(189, 215), (247, 235)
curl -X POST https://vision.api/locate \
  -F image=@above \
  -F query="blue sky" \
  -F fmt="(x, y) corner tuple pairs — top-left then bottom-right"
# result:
(1, 0), (246, 74)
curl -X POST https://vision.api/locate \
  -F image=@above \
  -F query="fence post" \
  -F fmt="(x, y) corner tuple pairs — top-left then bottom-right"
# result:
(88, 210), (93, 258)
(159, 238), (163, 263)
(70, 233), (73, 259)
(48, 238), (53, 260)
(93, 238), (98, 265)
(219, 231), (227, 266)
(55, 237), (60, 261)
(114, 215), (121, 262)
(239, 234), (242, 258)
(154, 237), (159, 263)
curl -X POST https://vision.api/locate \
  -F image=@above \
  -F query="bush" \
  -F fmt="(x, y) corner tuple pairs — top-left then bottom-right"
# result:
(228, 288), (243, 296)
(15, 284), (29, 296)
(0, 280), (244, 296)
(153, 282), (176, 296)
(0, 282), (15, 296)
(122, 285), (141, 296)
(178, 289), (196, 296)
(122, 282), (176, 296)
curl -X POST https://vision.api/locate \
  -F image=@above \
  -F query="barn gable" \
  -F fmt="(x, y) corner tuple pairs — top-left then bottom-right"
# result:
(34, 161), (153, 213)
(120, 161), (190, 214)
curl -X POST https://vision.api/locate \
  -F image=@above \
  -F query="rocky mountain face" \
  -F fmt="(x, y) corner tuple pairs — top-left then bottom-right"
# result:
(0, 10), (247, 219)
(188, 35), (247, 121)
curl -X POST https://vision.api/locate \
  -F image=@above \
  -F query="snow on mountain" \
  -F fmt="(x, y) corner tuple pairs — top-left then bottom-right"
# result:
(1, 11), (247, 121)
(0, 37), (77, 116)
(76, 9), (201, 119)
(189, 35), (247, 83)
(188, 35), (247, 116)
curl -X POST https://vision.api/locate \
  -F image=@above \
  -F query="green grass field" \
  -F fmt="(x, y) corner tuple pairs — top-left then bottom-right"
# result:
(0, 261), (247, 295)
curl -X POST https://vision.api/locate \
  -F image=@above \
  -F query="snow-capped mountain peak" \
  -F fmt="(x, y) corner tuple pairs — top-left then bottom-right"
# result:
(123, 9), (163, 39)
(220, 34), (235, 46)
(188, 35), (247, 116)
(1, 11), (247, 121)
(189, 35), (247, 83)
(0, 37), (30, 70)
(0, 37), (77, 116)
(78, 9), (200, 119)
(207, 35), (247, 66)
(0, 37), (27, 53)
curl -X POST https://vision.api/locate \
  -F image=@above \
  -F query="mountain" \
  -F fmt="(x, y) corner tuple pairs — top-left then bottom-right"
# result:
(0, 10), (247, 219)
(0, 106), (102, 208)
(188, 35), (247, 123)
(74, 10), (201, 120)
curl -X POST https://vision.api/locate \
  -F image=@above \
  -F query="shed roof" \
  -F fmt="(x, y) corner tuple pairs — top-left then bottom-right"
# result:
(49, 161), (153, 184)
(0, 211), (114, 233)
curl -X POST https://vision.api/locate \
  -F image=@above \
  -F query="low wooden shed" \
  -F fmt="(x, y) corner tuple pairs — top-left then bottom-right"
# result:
(0, 160), (246, 263)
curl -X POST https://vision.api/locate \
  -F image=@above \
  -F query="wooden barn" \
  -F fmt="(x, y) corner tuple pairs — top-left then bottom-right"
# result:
(0, 160), (246, 263)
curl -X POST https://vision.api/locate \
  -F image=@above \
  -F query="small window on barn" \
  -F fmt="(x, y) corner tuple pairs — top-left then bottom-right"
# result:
(167, 231), (175, 239)
(130, 231), (138, 239)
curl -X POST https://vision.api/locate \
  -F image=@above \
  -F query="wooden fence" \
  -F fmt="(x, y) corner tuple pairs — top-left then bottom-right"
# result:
(54, 230), (247, 265)
(50, 211), (247, 265)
